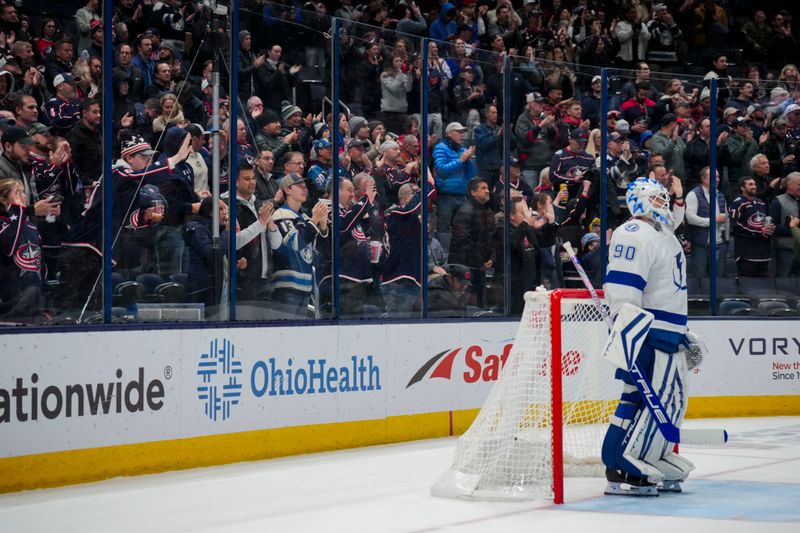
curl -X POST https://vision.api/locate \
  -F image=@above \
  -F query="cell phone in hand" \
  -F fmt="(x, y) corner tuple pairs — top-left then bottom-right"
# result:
(48, 194), (64, 203)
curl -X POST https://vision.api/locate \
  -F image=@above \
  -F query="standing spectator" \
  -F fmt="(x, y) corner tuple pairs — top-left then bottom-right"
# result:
(704, 54), (733, 107)
(357, 41), (383, 119)
(649, 113), (686, 183)
(373, 139), (414, 209)
(63, 98), (100, 185)
(761, 117), (795, 178)
(514, 92), (554, 188)
(548, 128), (595, 200)
(749, 153), (782, 204)
(182, 197), (230, 315)
(232, 160), (280, 308)
(730, 176), (774, 276)
(685, 166), (728, 279)
(448, 177), (495, 308)
(338, 177), (378, 318)
(255, 44), (303, 113)
(433, 122), (477, 235)
(145, 61), (175, 99)
(620, 81), (657, 126)
(379, 54), (412, 135)
(381, 182), (434, 317)
(237, 30), (264, 102)
(74, 0), (100, 57)
(474, 104), (505, 188)
(429, 2), (457, 42)
(684, 117), (714, 190)
(581, 75), (603, 130)
(150, 0), (188, 52)
(449, 65), (485, 135)
(768, 172), (800, 277)
(0, 178), (46, 321)
(425, 41), (450, 140)
(614, 4), (650, 70)
(115, 44), (145, 101)
(270, 173), (329, 318)
(114, 0), (146, 40)
(646, 3), (682, 67)
(726, 116), (760, 190)
(131, 35), (155, 89)
(185, 123), (210, 198)
(253, 149), (279, 202)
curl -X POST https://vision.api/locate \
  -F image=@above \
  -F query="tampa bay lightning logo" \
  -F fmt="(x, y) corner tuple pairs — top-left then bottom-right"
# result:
(624, 222), (640, 232)
(673, 253), (687, 291)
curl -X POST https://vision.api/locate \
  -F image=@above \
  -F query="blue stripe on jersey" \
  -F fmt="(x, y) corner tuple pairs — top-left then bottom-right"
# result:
(644, 308), (688, 326)
(604, 270), (647, 290)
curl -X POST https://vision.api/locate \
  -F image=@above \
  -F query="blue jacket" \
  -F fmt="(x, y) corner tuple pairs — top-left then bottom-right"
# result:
(433, 139), (478, 195)
(271, 205), (328, 294)
(474, 123), (514, 172)
(429, 3), (456, 42)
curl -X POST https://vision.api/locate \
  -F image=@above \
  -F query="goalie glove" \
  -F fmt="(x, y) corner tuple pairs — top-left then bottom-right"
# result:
(684, 330), (707, 370)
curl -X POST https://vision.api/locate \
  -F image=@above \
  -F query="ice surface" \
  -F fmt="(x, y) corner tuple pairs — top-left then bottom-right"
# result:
(0, 417), (798, 532)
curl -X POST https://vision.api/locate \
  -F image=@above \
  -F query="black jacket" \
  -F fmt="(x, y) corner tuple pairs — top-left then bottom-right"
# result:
(65, 122), (102, 184)
(448, 196), (496, 270)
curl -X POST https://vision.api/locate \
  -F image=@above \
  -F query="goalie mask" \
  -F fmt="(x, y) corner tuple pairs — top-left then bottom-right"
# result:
(626, 177), (673, 227)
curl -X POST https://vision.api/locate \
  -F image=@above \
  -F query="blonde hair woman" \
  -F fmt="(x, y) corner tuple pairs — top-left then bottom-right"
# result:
(152, 93), (185, 134)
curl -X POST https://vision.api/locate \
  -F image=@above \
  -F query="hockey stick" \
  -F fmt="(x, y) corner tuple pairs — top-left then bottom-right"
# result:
(563, 242), (727, 446)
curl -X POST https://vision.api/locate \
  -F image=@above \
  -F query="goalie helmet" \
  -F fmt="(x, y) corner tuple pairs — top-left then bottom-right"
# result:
(626, 177), (673, 227)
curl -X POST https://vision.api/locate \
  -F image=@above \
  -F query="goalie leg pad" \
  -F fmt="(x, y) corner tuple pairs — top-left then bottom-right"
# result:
(603, 344), (693, 483)
(602, 303), (654, 370)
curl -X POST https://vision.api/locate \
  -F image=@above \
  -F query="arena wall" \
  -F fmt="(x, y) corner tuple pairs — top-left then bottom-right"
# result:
(1, 318), (798, 492)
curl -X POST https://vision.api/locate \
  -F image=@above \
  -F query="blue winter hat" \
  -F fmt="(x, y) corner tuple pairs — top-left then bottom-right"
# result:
(581, 232), (600, 249)
(639, 130), (654, 147)
(163, 126), (187, 157)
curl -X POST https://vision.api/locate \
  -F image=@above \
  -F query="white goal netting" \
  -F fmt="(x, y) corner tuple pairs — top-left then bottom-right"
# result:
(432, 289), (620, 501)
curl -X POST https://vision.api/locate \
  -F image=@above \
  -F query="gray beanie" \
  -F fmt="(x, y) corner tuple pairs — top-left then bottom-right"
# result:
(349, 115), (367, 137)
(239, 30), (251, 47)
(280, 100), (302, 123)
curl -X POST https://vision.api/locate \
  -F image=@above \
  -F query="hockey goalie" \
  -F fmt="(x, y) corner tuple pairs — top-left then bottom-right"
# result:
(600, 177), (708, 497)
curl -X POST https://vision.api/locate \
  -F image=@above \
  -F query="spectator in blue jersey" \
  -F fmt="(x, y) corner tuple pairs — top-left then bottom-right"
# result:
(730, 176), (774, 276)
(307, 138), (334, 204)
(448, 177), (495, 308)
(270, 173), (329, 318)
(0, 178), (46, 321)
(381, 181), (435, 318)
(433, 121), (477, 237)
(548, 128), (595, 201)
(152, 127), (199, 278)
(338, 176), (378, 318)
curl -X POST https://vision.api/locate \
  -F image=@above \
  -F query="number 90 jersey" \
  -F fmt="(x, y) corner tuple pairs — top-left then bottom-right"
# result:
(602, 218), (688, 348)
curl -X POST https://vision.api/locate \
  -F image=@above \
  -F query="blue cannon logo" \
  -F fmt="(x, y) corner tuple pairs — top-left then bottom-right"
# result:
(197, 338), (243, 421)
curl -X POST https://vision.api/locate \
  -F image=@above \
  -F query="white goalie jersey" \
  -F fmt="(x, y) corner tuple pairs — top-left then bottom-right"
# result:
(602, 218), (688, 345)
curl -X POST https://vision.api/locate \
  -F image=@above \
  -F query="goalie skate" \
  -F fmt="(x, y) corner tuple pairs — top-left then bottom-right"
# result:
(658, 480), (683, 493)
(604, 469), (659, 497)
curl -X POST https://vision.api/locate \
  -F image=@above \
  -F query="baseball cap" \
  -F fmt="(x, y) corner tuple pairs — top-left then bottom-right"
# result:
(2, 126), (34, 146)
(314, 138), (332, 150)
(592, 75), (601, 84)
(732, 116), (750, 127)
(723, 107), (740, 118)
(784, 103), (800, 115)
(186, 123), (211, 137)
(526, 91), (547, 103)
(279, 172), (305, 188)
(347, 138), (365, 149)
(773, 116), (789, 128)
(570, 128), (589, 141)
(608, 131), (622, 142)
(607, 110), (621, 119)
(446, 264), (471, 282)
(27, 123), (51, 136)
(445, 121), (467, 134)
(53, 73), (75, 88)
(0, 116), (15, 127)
(659, 113), (677, 127)
(615, 119), (630, 134)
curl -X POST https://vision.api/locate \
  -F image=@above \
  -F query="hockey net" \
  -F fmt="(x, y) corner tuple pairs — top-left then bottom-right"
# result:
(432, 289), (619, 503)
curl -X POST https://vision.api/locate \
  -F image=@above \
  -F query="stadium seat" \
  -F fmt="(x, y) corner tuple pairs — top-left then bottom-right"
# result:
(111, 272), (126, 292)
(757, 301), (789, 316)
(769, 308), (800, 317)
(136, 274), (166, 295)
(719, 300), (750, 316)
(688, 297), (711, 316)
(729, 307), (758, 316)
(155, 282), (186, 303)
(170, 273), (189, 286)
(112, 281), (145, 308)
